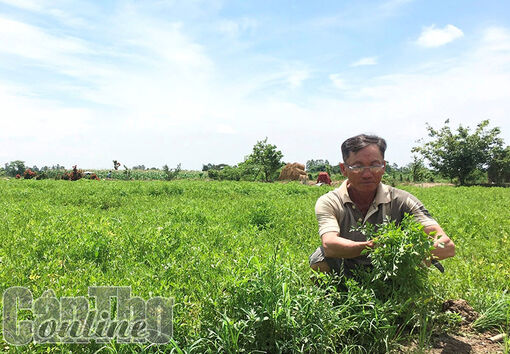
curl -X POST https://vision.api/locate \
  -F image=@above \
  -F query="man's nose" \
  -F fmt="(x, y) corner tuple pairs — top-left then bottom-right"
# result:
(361, 167), (372, 177)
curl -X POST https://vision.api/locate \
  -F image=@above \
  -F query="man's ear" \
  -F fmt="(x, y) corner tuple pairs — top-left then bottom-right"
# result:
(340, 163), (348, 177)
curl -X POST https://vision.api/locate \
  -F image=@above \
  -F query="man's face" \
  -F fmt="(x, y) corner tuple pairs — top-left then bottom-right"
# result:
(340, 144), (386, 193)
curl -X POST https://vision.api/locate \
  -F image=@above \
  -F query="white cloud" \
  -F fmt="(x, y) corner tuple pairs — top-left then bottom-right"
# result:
(417, 24), (464, 47)
(0, 17), (93, 61)
(329, 74), (348, 89)
(0, 0), (42, 11)
(0, 0), (89, 27)
(351, 56), (378, 67)
(287, 70), (310, 88)
(479, 27), (510, 53)
(217, 18), (258, 37)
(0, 84), (92, 139)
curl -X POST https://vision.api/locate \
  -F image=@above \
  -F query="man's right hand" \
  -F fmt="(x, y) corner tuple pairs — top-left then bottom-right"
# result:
(322, 232), (375, 259)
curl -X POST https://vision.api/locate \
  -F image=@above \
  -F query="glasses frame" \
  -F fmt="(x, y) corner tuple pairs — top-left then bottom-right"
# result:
(345, 164), (385, 174)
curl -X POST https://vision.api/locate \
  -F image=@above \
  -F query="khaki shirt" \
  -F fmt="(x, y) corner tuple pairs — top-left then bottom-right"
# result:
(314, 180), (438, 266)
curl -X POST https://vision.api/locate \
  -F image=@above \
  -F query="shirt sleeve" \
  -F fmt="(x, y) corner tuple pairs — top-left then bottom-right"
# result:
(315, 194), (341, 237)
(403, 193), (438, 227)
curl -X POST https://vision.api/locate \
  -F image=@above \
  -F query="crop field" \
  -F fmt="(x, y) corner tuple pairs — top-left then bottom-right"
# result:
(0, 179), (509, 353)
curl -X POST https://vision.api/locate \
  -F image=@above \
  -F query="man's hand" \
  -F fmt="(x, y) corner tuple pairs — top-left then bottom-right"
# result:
(423, 224), (455, 261)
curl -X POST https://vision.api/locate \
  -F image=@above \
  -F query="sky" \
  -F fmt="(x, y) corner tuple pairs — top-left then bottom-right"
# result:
(1, 0), (510, 170)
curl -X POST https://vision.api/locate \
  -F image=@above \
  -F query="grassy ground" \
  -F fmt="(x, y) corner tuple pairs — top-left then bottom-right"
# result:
(0, 179), (508, 352)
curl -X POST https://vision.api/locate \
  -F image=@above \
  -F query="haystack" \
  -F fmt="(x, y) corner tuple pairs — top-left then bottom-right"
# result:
(279, 163), (307, 181)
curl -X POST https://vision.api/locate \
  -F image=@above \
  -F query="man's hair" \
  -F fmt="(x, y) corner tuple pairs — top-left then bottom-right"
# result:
(341, 134), (387, 162)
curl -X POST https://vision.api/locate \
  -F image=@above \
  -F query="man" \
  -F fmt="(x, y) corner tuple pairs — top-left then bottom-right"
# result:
(309, 134), (455, 276)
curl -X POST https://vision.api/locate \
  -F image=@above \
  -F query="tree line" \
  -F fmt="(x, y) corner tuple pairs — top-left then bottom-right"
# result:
(2, 120), (509, 185)
(202, 119), (509, 185)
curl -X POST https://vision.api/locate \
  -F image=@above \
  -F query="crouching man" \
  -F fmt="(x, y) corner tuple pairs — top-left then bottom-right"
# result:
(309, 134), (455, 276)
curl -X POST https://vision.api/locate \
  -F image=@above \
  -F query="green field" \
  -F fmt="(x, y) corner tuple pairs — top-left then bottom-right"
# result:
(0, 179), (509, 352)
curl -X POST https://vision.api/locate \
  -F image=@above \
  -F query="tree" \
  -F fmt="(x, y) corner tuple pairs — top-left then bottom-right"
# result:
(413, 120), (504, 185)
(4, 161), (26, 177)
(202, 163), (229, 172)
(162, 163), (181, 181)
(247, 138), (284, 182)
(488, 146), (510, 183)
(407, 155), (428, 182)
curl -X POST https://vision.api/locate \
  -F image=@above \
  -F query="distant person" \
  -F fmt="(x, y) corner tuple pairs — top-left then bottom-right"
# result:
(107, 171), (112, 179)
(309, 134), (455, 277)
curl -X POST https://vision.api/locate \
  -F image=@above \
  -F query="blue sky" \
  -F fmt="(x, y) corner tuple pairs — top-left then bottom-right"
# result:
(1, 0), (510, 170)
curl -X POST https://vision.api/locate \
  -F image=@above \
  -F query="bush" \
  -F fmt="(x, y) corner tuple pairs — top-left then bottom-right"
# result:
(23, 169), (37, 179)
(62, 165), (83, 181)
(207, 165), (242, 181)
(163, 163), (181, 181)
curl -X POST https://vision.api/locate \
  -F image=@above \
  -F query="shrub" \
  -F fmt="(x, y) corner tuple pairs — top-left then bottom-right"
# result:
(62, 165), (83, 181)
(23, 169), (37, 179)
(163, 163), (181, 181)
(35, 172), (48, 180)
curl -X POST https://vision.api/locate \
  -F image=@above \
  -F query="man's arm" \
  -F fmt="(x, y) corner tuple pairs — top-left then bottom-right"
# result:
(423, 224), (455, 260)
(321, 231), (373, 259)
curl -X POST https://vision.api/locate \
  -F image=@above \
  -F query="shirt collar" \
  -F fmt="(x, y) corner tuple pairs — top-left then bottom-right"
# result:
(336, 180), (391, 206)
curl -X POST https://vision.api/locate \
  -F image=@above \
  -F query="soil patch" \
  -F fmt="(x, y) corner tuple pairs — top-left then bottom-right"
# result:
(397, 299), (506, 353)
(428, 331), (505, 353)
(442, 299), (479, 326)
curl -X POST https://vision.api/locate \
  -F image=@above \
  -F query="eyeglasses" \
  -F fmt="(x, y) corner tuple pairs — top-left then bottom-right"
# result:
(345, 164), (385, 174)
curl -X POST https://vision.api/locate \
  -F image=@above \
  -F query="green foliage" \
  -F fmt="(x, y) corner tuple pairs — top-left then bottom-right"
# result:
(207, 165), (242, 181)
(202, 163), (229, 171)
(122, 164), (131, 180)
(0, 181), (508, 352)
(358, 214), (435, 300)
(488, 145), (510, 184)
(247, 137), (284, 182)
(413, 119), (504, 185)
(408, 155), (430, 182)
(472, 295), (510, 331)
(4, 160), (26, 177)
(23, 168), (37, 180)
(201, 259), (407, 353)
(162, 163), (181, 181)
(247, 201), (276, 229)
(306, 159), (331, 173)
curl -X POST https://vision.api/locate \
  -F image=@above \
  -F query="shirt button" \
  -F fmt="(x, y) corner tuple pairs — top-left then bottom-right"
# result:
(352, 205), (356, 209)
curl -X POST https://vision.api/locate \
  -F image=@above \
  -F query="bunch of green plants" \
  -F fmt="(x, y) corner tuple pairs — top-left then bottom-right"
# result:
(357, 214), (435, 301)
(345, 215), (445, 348)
